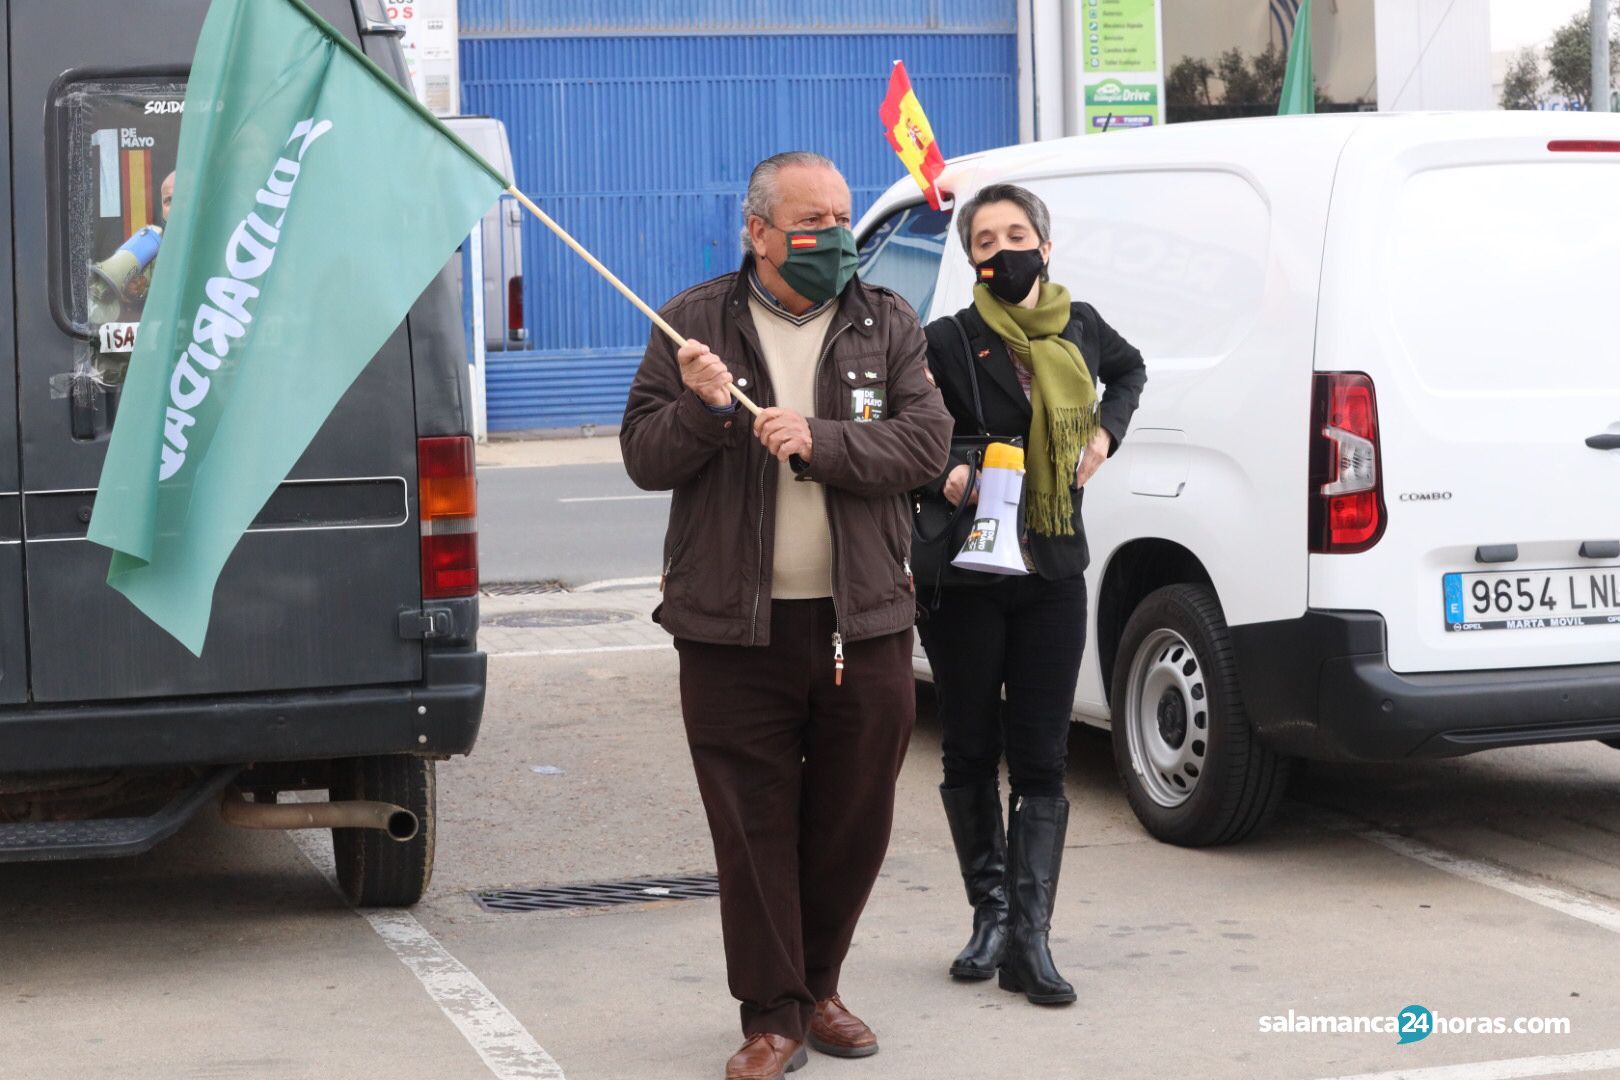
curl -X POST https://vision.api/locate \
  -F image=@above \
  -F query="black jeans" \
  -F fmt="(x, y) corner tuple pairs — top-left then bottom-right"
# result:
(917, 573), (1086, 798)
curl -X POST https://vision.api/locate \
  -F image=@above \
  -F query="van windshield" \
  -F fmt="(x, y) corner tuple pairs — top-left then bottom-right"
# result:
(1388, 162), (1620, 396)
(857, 203), (951, 319)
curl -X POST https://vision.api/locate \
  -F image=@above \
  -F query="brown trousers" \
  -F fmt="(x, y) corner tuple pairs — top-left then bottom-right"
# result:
(675, 599), (915, 1042)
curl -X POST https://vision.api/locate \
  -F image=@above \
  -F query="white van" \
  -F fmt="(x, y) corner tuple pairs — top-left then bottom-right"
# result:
(444, 115), (527, 351)
(856, 112), (1620, 846)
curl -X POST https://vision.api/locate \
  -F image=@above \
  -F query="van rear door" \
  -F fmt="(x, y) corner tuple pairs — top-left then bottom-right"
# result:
(12, 0), (423, 701)
(0, 14), (26, 707)
(1312, 117), (1620, 675)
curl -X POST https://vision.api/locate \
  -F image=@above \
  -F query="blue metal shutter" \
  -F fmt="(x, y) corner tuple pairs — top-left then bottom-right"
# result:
(461, 3), (1018, 431)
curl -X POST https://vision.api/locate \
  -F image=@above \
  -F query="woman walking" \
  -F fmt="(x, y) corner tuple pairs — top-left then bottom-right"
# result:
(918, 183), (1146, 1005)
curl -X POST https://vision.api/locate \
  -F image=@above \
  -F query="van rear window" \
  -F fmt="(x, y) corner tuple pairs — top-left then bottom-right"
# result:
(1388, 163), (1620, 395)
(53, 79), (187, 375)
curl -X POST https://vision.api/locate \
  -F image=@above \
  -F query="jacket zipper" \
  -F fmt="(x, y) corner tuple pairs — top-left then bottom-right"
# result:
(750, 426), (769, 645)
(733, 310), (770, 648)
(816, 320), (854, 683)
(748, 368), (775, 646)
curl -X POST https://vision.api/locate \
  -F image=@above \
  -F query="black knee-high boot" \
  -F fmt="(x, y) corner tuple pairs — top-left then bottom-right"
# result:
(939, 782), (1009, 979)
(999, 795), (1076, 1005)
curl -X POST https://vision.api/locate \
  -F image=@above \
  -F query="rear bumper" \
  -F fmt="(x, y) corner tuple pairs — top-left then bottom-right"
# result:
(1230, 612), (1620, 760)
(0, 649), (485, 775)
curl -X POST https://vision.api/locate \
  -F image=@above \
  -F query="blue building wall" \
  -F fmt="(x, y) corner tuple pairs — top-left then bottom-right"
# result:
(460, 1), (1015, 35)
(462, 3), (1019, 430)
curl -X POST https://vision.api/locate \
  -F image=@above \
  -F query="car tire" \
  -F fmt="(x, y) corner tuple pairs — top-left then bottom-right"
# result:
(330, 754), (436, 907)
(1110, 584), (1291, 846)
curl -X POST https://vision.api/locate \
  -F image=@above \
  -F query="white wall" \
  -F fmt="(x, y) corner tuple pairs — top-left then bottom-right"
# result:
(1026, 0), (1069, 138)
(1376, 0), (1494, 110)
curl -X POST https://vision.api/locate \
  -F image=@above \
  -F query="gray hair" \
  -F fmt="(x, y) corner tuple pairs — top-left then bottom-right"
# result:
(955, 183), (1052, 258)
(739, 150), (838, 253)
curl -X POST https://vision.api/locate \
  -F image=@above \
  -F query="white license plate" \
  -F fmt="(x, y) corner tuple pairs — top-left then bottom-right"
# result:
(1444, 567), (1620, 632)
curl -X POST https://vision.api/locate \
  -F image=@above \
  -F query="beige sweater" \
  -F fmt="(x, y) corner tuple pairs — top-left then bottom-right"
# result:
(748, 295), (837, 599)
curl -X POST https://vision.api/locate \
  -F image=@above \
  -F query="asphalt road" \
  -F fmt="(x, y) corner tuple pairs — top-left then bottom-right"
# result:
(478, 461), (667, 586)
(9, 587), (1620, 1079)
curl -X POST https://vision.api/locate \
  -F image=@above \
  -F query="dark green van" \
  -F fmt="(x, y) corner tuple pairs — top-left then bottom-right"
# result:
(0, 0), (485, 906)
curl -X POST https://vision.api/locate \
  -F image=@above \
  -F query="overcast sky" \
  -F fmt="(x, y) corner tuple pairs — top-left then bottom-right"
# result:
(1490, 0), (1590, 52)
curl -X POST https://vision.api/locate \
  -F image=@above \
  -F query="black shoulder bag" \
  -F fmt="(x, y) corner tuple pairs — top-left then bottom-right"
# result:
(911, 315), (1023, 609)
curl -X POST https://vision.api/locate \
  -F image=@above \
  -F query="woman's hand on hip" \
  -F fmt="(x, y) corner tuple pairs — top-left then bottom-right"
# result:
(943, 463), (978, 507)
(1075, 429), (1113, 488)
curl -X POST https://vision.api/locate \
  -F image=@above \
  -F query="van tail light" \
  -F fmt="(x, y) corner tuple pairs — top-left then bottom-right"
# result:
(507, 275), (525, 341)
(418, 436), (478, 598)
(1309, 373), (1386, 554)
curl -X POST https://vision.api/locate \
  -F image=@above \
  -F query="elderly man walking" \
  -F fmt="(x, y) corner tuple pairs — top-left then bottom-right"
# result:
(621, 151), (952, 1080)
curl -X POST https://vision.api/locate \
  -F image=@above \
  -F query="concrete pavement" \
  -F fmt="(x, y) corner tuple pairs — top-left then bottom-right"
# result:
(9, 583), (1620, 1079)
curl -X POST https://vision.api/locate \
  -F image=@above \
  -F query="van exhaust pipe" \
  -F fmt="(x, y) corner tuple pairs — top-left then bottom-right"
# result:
(219, 788), (418, 842)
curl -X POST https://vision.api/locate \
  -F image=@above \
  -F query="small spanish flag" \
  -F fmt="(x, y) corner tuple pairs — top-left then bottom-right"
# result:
(979, 267), (995, 280)
(879, 60), (946, 210)
(789, 234), (819, 249)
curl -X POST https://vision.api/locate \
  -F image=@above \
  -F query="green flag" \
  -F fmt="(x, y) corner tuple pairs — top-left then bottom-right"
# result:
(1278, 0), (1316, 116)
(85, 0), (508, 655)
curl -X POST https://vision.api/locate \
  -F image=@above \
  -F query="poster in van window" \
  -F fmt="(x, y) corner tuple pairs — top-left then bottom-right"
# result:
(1080, 0), (1165, 134)
(59, 81), (187, 343)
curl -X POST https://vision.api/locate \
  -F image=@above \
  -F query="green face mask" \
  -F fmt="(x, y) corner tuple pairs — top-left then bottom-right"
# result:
(773, 225), (859, 304)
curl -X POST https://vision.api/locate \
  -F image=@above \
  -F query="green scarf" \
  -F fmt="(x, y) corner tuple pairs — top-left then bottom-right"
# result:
(972, 281), (1097, 537)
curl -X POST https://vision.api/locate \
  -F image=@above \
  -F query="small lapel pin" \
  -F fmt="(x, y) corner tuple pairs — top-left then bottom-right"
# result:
(976, 349), (991, 359)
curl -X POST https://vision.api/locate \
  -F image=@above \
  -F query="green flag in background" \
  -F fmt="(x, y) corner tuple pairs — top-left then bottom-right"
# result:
(86, 0), (508, 655)
(1278, 0), (1316, 115)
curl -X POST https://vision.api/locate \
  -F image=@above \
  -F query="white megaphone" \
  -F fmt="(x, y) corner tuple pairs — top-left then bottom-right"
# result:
(953, 441), (1030, 576)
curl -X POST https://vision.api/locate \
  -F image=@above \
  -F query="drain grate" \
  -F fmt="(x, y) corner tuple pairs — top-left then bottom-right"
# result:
(482, 608), (634, 630)
(481, 580), (568, 596)
(473, 873), (719, 913)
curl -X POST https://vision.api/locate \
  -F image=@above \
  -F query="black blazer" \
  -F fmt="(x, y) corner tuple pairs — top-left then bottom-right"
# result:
(922, 300), (1147, 579)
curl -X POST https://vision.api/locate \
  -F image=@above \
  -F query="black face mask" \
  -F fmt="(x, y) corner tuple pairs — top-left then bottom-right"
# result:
(974, 246), (1046, 304)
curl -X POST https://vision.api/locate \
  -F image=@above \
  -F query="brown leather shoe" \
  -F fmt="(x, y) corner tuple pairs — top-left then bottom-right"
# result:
(724, 1033), (808, 1080)
(807, 995), (878, 1058)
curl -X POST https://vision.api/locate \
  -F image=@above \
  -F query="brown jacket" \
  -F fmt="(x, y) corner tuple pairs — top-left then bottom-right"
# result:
(621, 260), (953, 647)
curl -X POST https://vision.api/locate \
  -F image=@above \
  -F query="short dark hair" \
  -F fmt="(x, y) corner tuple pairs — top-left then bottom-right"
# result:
(955, 183), (1052, 258)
